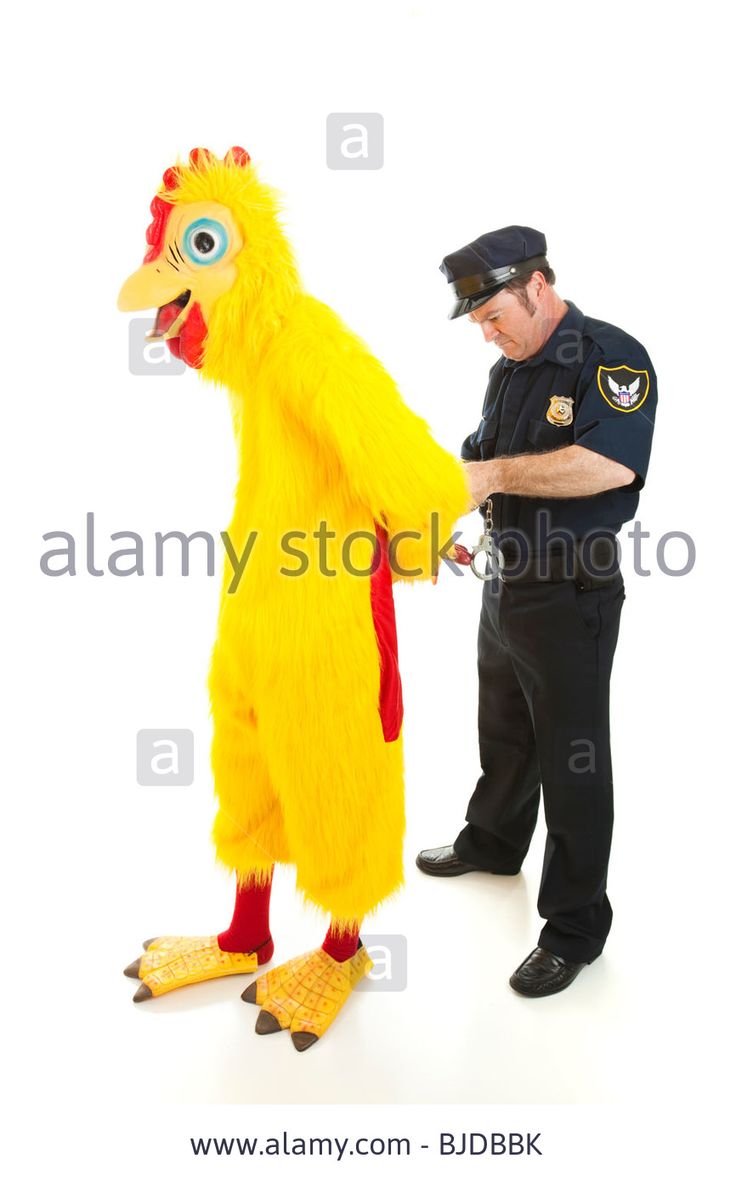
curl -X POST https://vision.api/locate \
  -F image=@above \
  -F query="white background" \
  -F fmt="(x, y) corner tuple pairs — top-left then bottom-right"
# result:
(2, 0), (732, 1176)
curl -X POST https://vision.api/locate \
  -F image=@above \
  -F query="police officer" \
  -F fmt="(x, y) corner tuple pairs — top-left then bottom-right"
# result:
(417, 226), (657, 997)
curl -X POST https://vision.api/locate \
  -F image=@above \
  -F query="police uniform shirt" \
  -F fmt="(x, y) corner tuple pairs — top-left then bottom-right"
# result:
(461, 301), (657, 546)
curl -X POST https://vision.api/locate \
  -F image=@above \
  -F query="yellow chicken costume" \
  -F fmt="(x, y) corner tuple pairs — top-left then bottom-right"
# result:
(119, 147), (471, 1050)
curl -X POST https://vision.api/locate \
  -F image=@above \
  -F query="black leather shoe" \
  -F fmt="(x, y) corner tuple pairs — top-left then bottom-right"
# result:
(415, 844), (484, 876)
(509, 946), (588, 997)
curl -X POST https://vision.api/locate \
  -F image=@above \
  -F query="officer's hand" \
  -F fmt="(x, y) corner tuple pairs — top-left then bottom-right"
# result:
(463, 460), (494, 507)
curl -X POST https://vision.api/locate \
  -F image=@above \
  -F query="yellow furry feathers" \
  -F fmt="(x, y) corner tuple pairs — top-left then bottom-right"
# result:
(138, 146), (472, 922)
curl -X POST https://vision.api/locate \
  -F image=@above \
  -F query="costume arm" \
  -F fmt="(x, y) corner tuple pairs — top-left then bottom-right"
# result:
(292, 301), (473, 581)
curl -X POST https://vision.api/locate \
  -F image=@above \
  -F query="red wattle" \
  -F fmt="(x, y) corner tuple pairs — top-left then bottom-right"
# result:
(179, 302), (207, 369)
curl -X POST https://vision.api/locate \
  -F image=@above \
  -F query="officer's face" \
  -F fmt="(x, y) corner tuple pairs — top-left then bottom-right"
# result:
(468, 286), (542, 360)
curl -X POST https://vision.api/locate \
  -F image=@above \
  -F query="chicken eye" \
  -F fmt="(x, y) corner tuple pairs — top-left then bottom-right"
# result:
(182, 218), (228, 266)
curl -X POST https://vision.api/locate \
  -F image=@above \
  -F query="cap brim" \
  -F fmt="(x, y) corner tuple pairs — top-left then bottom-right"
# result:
(447, 282), (507, 319)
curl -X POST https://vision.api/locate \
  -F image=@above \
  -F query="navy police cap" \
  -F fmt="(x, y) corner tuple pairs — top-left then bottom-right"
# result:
(440, 225), (548, 319)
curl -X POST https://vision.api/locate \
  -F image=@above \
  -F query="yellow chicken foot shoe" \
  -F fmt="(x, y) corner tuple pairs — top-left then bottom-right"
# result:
(124, 934), (272, 1001)
(241, 944), (373, 1051)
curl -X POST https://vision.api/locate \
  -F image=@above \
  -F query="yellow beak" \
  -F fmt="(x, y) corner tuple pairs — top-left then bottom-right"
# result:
(117, 263), (186, 313)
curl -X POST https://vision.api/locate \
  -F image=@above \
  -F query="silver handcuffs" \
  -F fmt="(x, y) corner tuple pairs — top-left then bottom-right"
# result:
(470, 498), (506, 581)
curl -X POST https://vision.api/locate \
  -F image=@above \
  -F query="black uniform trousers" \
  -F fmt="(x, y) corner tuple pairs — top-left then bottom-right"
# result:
(454, 570), (625, 963)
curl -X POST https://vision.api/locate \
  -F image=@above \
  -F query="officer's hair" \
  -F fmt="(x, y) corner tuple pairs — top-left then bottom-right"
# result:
(506, 264), (556, 313)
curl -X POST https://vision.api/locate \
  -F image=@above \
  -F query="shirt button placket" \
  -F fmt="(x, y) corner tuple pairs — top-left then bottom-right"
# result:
(494, 368), (523, 537)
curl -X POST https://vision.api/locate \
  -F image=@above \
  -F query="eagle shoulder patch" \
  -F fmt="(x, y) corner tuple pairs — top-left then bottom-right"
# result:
(597, 364), (650, 413)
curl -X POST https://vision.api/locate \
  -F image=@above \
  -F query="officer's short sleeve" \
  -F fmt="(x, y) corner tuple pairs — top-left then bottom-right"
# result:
(573, 353), (657, 492)
(461, 362), (500, 462)
(460, 425), (482, 461)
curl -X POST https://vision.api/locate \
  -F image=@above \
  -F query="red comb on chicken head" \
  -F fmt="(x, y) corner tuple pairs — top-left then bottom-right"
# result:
(117, 147), (250, 368)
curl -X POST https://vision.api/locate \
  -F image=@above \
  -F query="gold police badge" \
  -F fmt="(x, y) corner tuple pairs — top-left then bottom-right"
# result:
(546, 395), (574, 426)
